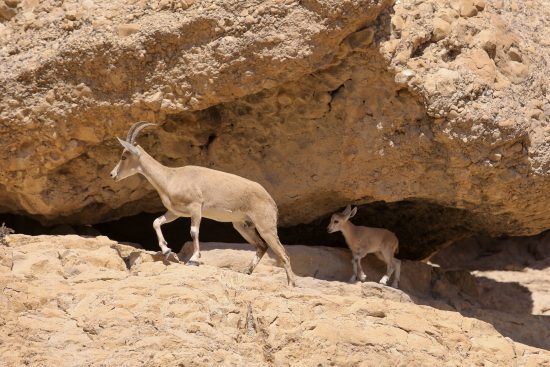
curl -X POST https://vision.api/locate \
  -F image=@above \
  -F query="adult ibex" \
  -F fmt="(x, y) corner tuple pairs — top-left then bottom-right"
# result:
(110, 121), (296, 286)
(328, 205), (401, 288)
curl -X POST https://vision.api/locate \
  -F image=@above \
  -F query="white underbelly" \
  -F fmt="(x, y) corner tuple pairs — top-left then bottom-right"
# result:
(202, 208), (246, 223)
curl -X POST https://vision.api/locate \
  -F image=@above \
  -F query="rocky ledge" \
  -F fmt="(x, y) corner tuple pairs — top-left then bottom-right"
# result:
(0, 234), (549, 365)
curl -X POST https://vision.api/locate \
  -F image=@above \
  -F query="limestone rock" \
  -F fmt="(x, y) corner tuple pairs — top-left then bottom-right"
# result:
(117, 23), (141, 37)
(0, 235), (549, 365)
(0, 1), (16, 20)
(425, 68), (460, 96)
(0, 0), (549, 258)
(432, 17), (451, 42)
(344, 27), (375, 50)
(476, 29), (497, 57)
(4, 0), (20, 7)
(458, 0), (478, 17)
(474, 0), (486, 10)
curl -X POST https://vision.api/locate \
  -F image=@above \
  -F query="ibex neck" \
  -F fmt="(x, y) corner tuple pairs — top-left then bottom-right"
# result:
(136, 147), (170, 193)
(340, 220), (358, 244)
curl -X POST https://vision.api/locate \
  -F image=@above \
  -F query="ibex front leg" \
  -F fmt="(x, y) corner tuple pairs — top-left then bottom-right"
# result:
(355, 255), (367, 282)
(153, 211), (179, 258)
(187, 203), (202, 266)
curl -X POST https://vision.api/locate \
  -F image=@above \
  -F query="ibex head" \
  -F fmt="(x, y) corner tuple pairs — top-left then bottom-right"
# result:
(327, 205), (357, 233)
(110, 121), (156, 181)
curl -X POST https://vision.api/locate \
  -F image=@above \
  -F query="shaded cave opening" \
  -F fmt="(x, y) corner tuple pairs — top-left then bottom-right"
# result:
(0, 200), (507, 260)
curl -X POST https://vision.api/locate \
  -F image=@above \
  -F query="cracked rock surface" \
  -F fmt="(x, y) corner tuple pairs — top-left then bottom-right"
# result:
(1, 234), (549, 366)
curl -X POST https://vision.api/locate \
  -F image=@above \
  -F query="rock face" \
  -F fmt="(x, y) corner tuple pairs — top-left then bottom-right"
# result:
(0, 0), (549, 250)
(1, 235), (549, 365)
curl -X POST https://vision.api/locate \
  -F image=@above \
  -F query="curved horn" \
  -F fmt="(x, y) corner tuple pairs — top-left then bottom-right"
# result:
(128, 121), (156, 145)
(125, 121), (151, 142)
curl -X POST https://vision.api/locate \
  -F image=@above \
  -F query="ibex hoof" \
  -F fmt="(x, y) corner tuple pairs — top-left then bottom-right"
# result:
(187, 260), (200, 266)
(162, 249), (172, 258)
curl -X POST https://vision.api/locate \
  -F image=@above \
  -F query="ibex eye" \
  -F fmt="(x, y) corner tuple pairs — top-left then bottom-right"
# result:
(121, 156), (126, 161)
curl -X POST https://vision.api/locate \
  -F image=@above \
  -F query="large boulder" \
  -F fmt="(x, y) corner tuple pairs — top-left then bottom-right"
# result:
(0, 0), (549, 255)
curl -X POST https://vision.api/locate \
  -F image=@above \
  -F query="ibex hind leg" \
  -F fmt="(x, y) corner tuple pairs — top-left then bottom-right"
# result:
(391, 259), (401, 288)
(379, 248), (396, 286)
(187, 203), (202, 266)
(253, 221), (296, 287)
(260, 231), (296, 286)
(249, 203), (296, 286)
(389, 239), (401, 288)
(233, 221), (268, 275)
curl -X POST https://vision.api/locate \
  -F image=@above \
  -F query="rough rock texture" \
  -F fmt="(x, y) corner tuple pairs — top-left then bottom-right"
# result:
(432, 229), (550, 316)
(0, 0), (549, 251)
(1, 235), (549, 366)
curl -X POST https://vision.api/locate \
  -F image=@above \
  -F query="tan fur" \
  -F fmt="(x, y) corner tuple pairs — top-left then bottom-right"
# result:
(110, 123), (296, 286)
(327, 205), (401, 287)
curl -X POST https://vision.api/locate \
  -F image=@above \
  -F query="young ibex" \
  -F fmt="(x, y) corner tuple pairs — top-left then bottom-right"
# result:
(327, 205), (401, 287)
(110, 121), (296, 286)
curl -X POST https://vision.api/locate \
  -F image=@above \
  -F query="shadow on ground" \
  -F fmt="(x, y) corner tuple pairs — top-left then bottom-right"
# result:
(178, 241), (550, 350)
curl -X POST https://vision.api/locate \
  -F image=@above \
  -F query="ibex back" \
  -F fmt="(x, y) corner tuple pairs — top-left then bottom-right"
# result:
(110, 121), (296, 286)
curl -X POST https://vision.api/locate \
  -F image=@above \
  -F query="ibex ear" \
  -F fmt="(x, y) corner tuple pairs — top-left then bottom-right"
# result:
(117, 137), (139, 155)
(349, 206), (357, 218)
(343, 205), (352, 215)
